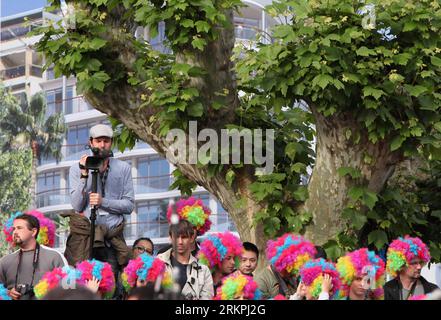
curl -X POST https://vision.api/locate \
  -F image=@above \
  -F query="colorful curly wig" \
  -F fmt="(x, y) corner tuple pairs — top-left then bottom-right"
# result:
(408, 294), (427, 300)
(121, 253), (173, 292)
(214, 273), (262, 300)
(386, 236), (430, 278)
(33, 266), (78, 299)
(266, 234), (316, 276)
(167, 197), (212, 236)
(76, 259), (115, 299)
(3, 210), (56, 247)
(336, 248), (385, 300)
(197, 232), (243, 273)
(299, 258), (343, 300)
(0, 283), (11, 300)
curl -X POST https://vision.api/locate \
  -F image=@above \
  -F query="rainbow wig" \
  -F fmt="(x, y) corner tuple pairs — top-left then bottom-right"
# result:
(266, 234), (316, 276)
(167, 197), (212, 236)
(76, 259), (115, 299)
(299, 258), (342, 299)
(386, 236), (430, 278)
(0, 283), (11, 300)
(336, 248), (385, 300)
(272, 294), (287, 300)
(197, 232), (243, 273)
(214, 273), (262, 300)
(408, 294), (427, 300)
(33, 266), (78, 299)
(121, 253), (172, 292)
(3, 210), (56, 247)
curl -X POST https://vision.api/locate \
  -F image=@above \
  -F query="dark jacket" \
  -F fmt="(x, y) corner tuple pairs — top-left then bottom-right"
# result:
(384, 276), (439, 300)
(62, 212), (130, 267)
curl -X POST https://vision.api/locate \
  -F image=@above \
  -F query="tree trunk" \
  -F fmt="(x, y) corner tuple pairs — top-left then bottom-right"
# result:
(303, 110), (403, 245)
(30, 140), (38, 209)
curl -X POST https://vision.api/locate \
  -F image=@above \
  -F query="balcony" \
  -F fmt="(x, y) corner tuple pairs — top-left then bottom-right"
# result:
(133, 175), (172, 194)
(36, 188), (71, 208)
(38, 142), (152, 166)
(0, 64), (43, 80)
(0, 65), (25, 80)
(235, 24), (260, 41)
(0, 23), (41, 42)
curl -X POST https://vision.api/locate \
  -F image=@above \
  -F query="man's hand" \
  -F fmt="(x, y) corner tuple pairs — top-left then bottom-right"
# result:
(296, 281), (307, 298)
(89, 192), (102, 207)
(136, 278), (148, 288)
(80, 154), (89, 176)
(321, 273), (333, 294)
(8, 288), (22, 300)
(85, 276), (101, 294)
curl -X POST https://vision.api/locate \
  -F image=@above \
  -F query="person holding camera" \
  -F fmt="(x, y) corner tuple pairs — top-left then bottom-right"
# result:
(157, 220), (213, 300)
(67, 124), (134, 297)
(0, 214), (68, 300)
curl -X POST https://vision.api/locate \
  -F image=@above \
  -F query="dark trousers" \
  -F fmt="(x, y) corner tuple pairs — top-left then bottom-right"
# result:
(92, 246), (123, 299)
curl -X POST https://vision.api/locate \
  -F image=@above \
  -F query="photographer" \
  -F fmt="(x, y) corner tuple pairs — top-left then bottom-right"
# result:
(157, 220), (213, 300)
(0, 214), (67, 300)
(67, 124), (134, 297)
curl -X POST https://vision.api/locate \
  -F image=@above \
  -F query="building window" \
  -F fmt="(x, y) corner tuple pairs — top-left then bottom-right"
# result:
(37, 171), (61, 193)
(136, 199), (170, 238)
(135, 156), (170, 193)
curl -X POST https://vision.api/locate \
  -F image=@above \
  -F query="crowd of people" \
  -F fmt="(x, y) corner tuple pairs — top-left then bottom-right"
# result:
(0, 124), (440, 301)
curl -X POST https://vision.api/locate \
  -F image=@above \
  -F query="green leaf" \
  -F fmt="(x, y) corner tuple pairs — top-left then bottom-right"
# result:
(430, 56), (441, 67)
(362, 190), (378, 210)
(195, 21), (211, 33)
(338, 167), (362, 179)
(431, 210), (441, 220)
(368, 230), (388, 249)
(226, 169), (235, 187)
(89, 38), (107, 50)
(363, 86), (385, 100)
(390, 135), (405, 151)
(356, 46), (376, 56)
(293, 186), (308, 201)
(191, 37), (207, 51)
(181, 19), (194, 28)
(312, 74), (334, 90)
(186, 103), (204, 117)
(348, 186), (363, 201)
(404, 84), (428, 97)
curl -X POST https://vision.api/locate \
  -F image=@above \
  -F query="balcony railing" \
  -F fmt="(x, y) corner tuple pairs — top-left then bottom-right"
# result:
(0, 64), (43, 80)
(0, 23), (41, 42)
(46, 96), (94, 118)
(133, 175), (172, 194)
(0, 65), (25, 80)
(38, 142), (152, 166)
(36, 188), (71, 208)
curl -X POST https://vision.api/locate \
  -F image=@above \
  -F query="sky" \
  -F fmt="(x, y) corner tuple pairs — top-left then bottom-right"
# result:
(1, 0), (47, 18)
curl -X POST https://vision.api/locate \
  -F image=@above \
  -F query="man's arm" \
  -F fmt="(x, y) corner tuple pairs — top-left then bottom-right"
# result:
(69, 163), (89, 212)
(199, 265), (214, 300)
(0, 258), (6, 284)
(100, 164), (134, 215)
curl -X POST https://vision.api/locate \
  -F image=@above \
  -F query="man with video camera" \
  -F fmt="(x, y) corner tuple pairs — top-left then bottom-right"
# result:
(66, 124), (134, 297)
(0, 214), (67, 300)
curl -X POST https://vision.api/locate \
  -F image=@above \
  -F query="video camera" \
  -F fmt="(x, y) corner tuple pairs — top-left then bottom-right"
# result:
(84, 147), (114, 170)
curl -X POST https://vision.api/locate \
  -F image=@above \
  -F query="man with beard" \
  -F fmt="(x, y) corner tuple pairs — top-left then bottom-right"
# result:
(384, 236), (439, 300)
(67, 124), (134, 298)
(0, 214), (67, 300)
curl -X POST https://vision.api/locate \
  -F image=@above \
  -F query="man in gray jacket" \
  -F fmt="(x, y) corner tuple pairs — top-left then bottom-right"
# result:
(157, 220), (213, 300)
(69, 124), (134, 296)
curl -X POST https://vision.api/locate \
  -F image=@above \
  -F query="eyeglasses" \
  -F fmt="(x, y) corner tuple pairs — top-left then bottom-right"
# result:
(134, 246), (152, 255)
